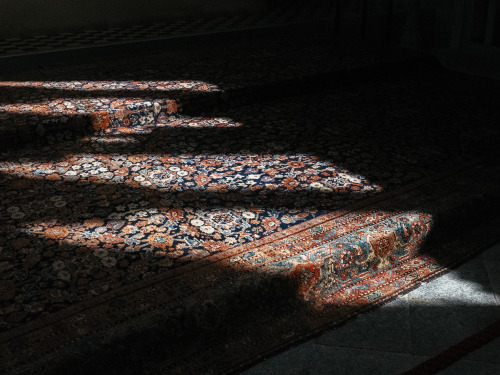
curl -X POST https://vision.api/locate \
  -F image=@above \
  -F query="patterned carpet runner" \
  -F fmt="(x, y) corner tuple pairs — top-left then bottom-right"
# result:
(1, 30), (500, 374)
(0, 25), (428, 149)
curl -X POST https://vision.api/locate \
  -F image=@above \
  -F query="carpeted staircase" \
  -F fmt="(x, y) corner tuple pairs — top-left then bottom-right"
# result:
(1, 19), (500, 375)
(0, 23), (430, 149)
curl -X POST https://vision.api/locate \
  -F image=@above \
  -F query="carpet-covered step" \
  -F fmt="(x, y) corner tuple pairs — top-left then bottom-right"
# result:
(0, 25), (435, 147)
(3, 159), (499, 375)
(0, 80), (222, 148)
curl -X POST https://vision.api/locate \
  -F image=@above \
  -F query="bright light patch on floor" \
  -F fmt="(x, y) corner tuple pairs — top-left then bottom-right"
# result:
(0, 153), (383, 193)
(407, 271), (499, 306)
(0, 80), (221, 92)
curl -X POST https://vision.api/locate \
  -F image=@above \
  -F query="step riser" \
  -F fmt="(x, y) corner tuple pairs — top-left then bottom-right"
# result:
(0, 99), (180, 148)
(290, 212), (434, 302)
(0, 53), (438, 149)
(21, 183), (499, 375)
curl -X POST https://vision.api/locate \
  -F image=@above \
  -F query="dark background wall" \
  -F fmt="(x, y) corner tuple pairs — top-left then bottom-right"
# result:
(0, 0), (498, 79)
(0, 0), (266, 39)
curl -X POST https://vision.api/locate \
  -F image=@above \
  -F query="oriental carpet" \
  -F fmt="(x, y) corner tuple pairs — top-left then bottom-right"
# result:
(1, 36), (500, 374)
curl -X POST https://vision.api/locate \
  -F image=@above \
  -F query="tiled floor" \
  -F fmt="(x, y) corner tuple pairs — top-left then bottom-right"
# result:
(0, 1), (335, 58)
(242, 243), (500, 374)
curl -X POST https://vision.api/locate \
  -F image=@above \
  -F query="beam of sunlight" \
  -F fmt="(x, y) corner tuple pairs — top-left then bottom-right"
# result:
(0, 80), (221, 93)
(13, 206), (437, 309)
(0, 153), (383, 194)
(1, 149), (385, 278)
(94, 115), (245, 136)
(0, 80), (222, 131)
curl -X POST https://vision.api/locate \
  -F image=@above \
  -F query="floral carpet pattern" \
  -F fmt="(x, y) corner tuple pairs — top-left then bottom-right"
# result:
(0, 147), (382, 330)
(0, 80), (224, 146)
(1, 31), (500, 374)
(0, 26), (425, 148)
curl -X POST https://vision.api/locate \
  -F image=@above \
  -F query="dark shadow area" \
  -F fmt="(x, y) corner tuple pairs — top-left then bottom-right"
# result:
(0, 172), (373, 226)
(0, 229), (329, 374)
(0, 112), (95, 149)
(0, 53), (433, 104)
(0, 87), (212, 103)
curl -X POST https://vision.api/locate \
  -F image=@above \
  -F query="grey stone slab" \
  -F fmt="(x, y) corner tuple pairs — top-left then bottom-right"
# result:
(403, 338), (500, 374)
(311, 345), (425, 375)
(407, 253), (500, 356)
(463, 335), (500, 364)
(244, 252), (500, 375)
(316, 295), (411, 353)
(408, 302), (500, 356)
(407, 256), (497, 305)
(480, 242), (500, 261)
(241, 341), (320, 375)
(439, 360), (500, 375)
(242, 344), (426, 375)
(483, 260), (500, 306)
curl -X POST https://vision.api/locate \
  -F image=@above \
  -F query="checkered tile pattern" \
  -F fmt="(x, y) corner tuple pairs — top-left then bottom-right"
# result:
(0, 1), (335, 58)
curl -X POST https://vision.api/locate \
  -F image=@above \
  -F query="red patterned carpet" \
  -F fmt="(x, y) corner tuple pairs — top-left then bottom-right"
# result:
(1, 32), (500, 374)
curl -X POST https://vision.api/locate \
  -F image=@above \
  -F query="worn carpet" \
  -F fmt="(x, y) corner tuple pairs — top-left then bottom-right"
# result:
(1, 32), (500, 374)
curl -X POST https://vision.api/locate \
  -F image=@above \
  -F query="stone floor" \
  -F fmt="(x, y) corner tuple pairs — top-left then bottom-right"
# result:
(242, 242), (500, 374)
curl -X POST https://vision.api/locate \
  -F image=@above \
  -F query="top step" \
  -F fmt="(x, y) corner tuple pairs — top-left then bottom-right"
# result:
(0, 26), (435, 148)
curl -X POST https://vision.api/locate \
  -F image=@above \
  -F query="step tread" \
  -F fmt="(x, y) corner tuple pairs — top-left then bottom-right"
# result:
(0, 30), (432, 146)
